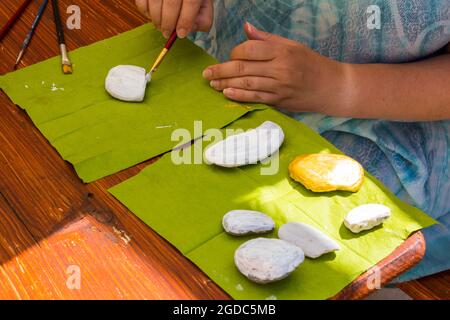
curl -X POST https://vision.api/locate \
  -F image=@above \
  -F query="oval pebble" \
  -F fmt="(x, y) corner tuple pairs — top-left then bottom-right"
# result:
(344, 204), (391, 233)
(222, 210), (275, 236)
(234, 238), (305, 284)
(204, 121), (285, 168)
(289, 154), (365, 193)
(105, 65), (149, 102)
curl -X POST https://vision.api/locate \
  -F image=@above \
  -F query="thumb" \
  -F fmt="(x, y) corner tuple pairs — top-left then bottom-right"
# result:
(244, 22), (287, 43)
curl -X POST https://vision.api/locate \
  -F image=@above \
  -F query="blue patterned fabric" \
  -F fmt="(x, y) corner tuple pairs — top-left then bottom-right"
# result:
(189, 0), (450, 282)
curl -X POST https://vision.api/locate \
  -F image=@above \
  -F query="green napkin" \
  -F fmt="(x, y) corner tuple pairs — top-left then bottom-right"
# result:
(0, 25), (264, 182)
(110, 108), (435, 300)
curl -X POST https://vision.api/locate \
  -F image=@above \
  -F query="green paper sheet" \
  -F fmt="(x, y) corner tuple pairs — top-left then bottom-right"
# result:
(110, 108), (435, 300)
(0, 25), (264, 182)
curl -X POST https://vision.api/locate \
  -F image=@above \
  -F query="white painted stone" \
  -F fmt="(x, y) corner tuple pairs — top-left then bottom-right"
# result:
(278, 222), (340, 258)
(344, 204), (391, 233)
(234, 238), (304, 284)
(222, 210), (275, 236)
(105, 65), (150, 102)
(204, 121), (285, 168)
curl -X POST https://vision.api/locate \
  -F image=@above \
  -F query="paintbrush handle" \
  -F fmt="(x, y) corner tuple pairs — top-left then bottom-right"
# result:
(149, 30), (178, 74)
(20, 0), (49, 50)
(51, 0), (65, 44)
(165, 30), (178, 50)
(0, 0), (33, 42)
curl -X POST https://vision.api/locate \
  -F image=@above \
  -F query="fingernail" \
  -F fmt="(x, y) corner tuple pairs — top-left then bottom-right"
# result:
(223, 88), (234, 96)
(210, 80), (218, 88)
(177, 28), (187, 38)
(246, 22), (255, 33)
(163, 30), (171, 38)
(202, 69), (212, 79)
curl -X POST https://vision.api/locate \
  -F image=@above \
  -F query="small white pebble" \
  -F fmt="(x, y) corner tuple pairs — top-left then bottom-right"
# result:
(222, 210), (275, 236)
(344, 204), (391, 233)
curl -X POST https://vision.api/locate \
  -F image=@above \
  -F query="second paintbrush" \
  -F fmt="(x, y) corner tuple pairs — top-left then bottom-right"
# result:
(52, 0), (72, 74)
(14, 0), (49, 69)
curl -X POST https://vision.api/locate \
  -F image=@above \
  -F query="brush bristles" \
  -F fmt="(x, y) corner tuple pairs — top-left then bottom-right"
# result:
(60, 44), (72, 74)
(62, 63), (73, 74)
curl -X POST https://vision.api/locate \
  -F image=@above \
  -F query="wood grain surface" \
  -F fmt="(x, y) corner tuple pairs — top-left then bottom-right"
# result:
(0, 0), (448, 300)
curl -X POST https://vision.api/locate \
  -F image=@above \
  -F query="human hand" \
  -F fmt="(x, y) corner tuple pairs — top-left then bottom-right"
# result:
(135, 0), (213, 38)
(202, 23), (350, 116)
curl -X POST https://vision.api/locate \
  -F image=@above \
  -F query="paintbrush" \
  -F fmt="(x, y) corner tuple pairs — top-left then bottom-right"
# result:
(0, 0), (33, 42)
(51, 0), (72, 74)
(14, 0), (49, 69)
(146, 30), (178, 80)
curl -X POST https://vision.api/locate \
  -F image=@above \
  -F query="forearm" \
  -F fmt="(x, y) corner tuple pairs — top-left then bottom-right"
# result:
(332, 53), (450, 121)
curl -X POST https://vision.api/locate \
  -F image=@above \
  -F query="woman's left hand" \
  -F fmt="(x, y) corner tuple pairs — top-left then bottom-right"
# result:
(202, 23), (350, 116)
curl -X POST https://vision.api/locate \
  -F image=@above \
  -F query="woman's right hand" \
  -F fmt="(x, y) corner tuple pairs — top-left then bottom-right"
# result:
(135, 0), (214, 39)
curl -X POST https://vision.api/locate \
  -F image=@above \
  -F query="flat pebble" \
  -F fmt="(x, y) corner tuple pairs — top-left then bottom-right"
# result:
(223, 210), (275, 236)
(205, 121), (285, 168)
(289, 154), (365, 193)
(278, 222), (340, 258)
(234, 238), (304, 284)
(105, 65), (149, 102)
(344, 204), (391, 233)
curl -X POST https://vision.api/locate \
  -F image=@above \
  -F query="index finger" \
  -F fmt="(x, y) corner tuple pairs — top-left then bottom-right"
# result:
(177, 0), (203, 38)
(230, 40), (278, 61)
(203, 60), (274, 80)
(161, 0), (183, 38)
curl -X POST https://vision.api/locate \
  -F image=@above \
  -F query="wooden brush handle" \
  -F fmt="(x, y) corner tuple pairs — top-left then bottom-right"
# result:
(0, 0), (33, 42)
(165, 30), (177, 50)
(52, 0), (65, 44)
(21, 0), (49, 50)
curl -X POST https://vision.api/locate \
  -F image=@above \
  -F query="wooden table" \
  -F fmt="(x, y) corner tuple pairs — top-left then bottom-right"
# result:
(0, 0), (445, 300)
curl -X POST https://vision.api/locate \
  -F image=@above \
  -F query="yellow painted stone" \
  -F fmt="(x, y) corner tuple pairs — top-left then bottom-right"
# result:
(288, 154), (365, 193)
